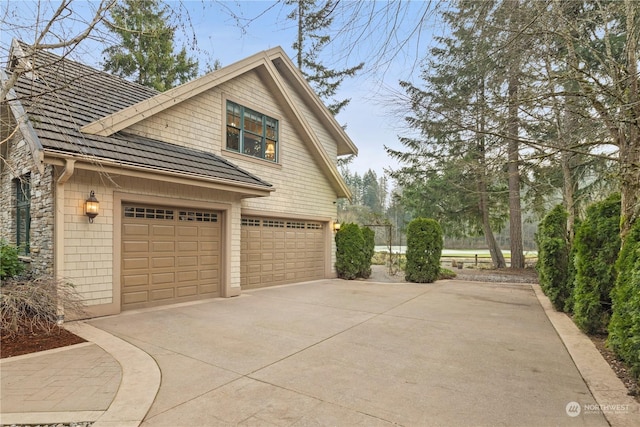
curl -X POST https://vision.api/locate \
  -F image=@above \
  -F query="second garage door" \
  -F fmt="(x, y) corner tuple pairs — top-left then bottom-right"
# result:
(121, 205), (222, 310)
(241, 216), (326, 289)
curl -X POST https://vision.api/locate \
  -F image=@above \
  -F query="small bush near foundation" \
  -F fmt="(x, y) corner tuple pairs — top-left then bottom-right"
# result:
(0, 274), (85, 337)
(1, 241), (24, 280)
(572, 193), (621, 334)
(405, 218), (443, 283)
(535, 205), (570, 311)
(360, 227), (375, 279)
(335, 223), (365, 280)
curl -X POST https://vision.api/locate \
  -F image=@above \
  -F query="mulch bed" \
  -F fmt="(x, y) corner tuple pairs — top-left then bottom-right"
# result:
(590, 334), (640, 402)
(1, 323), (86, 358)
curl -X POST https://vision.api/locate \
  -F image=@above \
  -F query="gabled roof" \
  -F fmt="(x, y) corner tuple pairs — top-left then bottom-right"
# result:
(3, 40), (273, 195)
(80, 46), (356, 198)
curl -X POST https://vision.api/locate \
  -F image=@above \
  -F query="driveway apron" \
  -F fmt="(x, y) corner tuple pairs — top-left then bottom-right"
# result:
(88, 279), (609, 426)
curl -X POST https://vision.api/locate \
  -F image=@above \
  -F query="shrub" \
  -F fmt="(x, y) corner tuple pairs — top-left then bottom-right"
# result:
(335, 223), (365, 280)
(572, 193), (621, 334)
(1, 274), (86, 337)
(535, 205), (570, 311)
(608, 219), (640, 378)
(1, 241), (25, 281)
(360, 227), (375, 279)
(405, 218), (443, 283)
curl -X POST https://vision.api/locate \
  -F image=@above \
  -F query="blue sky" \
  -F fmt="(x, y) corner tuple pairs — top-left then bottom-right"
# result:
(1, 0), (440, 180)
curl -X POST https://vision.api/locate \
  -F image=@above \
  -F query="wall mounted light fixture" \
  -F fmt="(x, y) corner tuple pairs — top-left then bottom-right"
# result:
(332, 220), (341, 232)
(85, 190), (99, 223)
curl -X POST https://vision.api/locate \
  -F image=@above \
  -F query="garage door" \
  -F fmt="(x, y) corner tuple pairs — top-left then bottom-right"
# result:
(121, 205), (221, 310)
(241, 216), (326, 289)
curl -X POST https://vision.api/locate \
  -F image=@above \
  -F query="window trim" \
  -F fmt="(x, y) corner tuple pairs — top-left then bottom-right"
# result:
(225, 99), (279, 163)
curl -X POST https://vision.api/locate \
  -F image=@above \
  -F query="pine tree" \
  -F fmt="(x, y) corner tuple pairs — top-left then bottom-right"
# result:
(102, 0), (198, 91)
(287, 0), (363, 115)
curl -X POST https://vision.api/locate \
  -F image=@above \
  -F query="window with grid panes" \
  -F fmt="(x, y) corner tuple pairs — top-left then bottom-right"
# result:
(15, 175), (30, 255)
(226, 100), (278, 162)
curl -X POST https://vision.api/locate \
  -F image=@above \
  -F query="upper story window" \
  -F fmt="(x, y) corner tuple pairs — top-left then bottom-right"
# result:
(226, 100), (278, 162)
(15, 174), (31, 255)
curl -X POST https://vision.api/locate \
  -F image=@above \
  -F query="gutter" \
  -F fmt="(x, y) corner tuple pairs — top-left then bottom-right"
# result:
(43, 150), (274, 197)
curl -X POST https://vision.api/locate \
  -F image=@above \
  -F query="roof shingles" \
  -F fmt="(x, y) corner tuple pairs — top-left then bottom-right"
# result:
(9, 42), (272, 190)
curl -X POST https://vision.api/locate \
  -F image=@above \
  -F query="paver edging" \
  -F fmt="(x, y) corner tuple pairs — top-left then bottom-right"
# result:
(532, 283), (640, 427)
(66, 321), (161, 427)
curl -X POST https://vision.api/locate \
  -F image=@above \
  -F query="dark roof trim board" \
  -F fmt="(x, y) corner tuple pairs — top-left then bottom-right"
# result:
(1, 68), (44, 174)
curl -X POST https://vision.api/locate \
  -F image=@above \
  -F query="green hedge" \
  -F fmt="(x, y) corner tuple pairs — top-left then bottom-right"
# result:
(535, 205), (570, 311)
(360, 227), (375, 279)
(572, 193), (621, 334)
(405, 218), (442, 283)
(336, 223), (374, 280)
(608, 219), (640, 378)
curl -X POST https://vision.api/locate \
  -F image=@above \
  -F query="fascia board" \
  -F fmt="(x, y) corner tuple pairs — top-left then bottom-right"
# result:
(43, 152), (274, 197)
(80, 50), (275, 136)
(1, 69), (45, 174)
(265, 48), (358, 156)
(258, 59), (352, 199)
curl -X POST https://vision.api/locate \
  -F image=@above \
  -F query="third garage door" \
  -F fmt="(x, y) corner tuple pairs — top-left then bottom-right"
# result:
(240, 216), (326, 289)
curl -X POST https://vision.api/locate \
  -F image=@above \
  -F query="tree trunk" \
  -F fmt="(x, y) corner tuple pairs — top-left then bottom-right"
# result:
(620, 0), (640, 241)
(506, 0), (524, 269)
(477, 78), (506, 268)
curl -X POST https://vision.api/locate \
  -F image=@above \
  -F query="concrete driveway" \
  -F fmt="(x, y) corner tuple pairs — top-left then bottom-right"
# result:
(88, 279), (609, 426)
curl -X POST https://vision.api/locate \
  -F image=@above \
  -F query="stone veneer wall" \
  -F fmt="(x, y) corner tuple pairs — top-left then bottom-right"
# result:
(0, 135), (54, 277)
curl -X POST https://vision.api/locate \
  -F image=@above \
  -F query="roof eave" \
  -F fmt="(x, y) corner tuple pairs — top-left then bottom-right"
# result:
(43, 150), (274, 197)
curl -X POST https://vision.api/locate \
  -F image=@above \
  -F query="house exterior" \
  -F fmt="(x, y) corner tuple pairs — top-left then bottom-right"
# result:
(0, 40), (357, 318)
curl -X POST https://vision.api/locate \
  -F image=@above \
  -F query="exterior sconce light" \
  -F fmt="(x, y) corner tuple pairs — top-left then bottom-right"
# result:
(85, 190), (99, 223)
(332, 221), (341, 232)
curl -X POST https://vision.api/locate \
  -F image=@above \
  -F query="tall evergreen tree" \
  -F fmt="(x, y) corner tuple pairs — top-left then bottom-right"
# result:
(102, 0), (198, 91)
(388, 0), (509, 268)
(287, 0), (363, 115)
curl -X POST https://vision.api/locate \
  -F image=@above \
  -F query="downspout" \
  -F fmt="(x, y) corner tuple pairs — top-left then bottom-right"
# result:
(55, 159), (75, 323)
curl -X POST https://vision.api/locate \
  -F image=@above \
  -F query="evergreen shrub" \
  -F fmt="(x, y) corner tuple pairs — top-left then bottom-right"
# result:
(535, 205), (570, 311)
(608, 219), (640, 378)
(360, 227), (375, 279)
(335, 223), (365, 280)
(572, 193), (621, 334)
(405, 218), (443, 283)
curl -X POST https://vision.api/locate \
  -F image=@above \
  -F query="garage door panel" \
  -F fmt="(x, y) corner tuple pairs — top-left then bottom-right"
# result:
(199, 283), (217, 294)
(177, 270), (198, 283)
(200, 241), (219, 251)
(177, 241), (198, 252)
(123, 257), (148, 270)
(200, 269), (219, 280)
(151, 225), (175, 236)
(152, 256), (175, 268)
(152, 241), (175, 252)
(151, 288), (174, 301)
(177, 285), (197, 297)
(122, 274), (149, 287)
(122, 204), (221, 310)
(123, 291), (149, 305)
(123, 241), (149, 253)
(177, 256), (198, 267)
